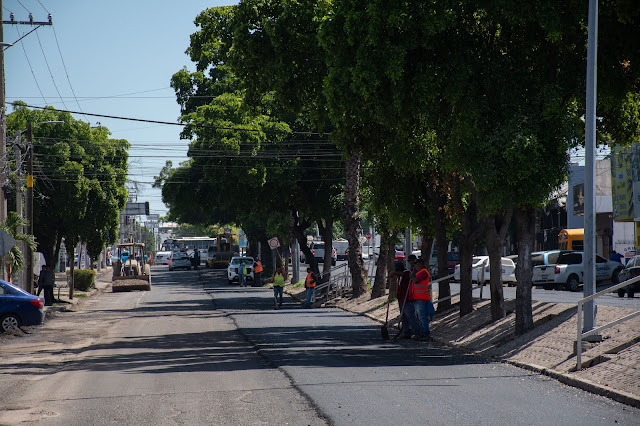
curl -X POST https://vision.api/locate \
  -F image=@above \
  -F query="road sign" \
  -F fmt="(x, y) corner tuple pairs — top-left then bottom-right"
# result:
(0, 230), (17, 257)
(123, 202), (150, 215)
(268, 237), (280, 249)
(366, 232), (372, 239)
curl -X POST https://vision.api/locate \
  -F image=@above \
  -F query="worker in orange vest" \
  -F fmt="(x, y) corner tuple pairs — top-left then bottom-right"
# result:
(303, 267), (317, 308)
(410, 258), (432, 341)
(253, 258), (263, 286)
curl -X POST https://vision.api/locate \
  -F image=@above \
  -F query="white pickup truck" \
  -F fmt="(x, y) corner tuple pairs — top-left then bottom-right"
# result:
(532, 251), (623, 291)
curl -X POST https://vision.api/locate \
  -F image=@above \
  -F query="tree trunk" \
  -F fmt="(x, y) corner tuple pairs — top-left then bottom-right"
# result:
(427, 179), (452, 312)
(290, 210), (319, 276)
(318, 218), (334, 283)
(455, 174), (484, 317)
(485, 211), (512, 322)
(386, 233), (398, 299)
(515, 206), (536, 335)
(420, 233), (433, 266)
(343, 152), (367, 297)
(371, 229), (390, 299)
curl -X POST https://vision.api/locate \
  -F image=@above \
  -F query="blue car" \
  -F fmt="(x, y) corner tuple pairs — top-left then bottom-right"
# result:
(0, 280), (45, 333)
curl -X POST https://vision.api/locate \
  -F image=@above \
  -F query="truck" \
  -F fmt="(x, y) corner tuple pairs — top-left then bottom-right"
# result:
(532, 251), (623, 291)
(111, 242), (151, 292)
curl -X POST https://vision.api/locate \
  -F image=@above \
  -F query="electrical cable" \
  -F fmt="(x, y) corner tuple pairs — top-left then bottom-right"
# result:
(15, 27), (48, 104)
(22, 104), (331, 136)
(34, 29), (69, 110)
(51, 24), (89, 121)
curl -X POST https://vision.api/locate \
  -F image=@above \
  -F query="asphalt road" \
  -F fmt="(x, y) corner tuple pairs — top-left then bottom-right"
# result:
(1, 266), (639, 425)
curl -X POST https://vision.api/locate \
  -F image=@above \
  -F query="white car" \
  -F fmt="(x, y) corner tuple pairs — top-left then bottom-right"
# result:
(155, 251), (171, 265)
(534, 251), (623, 291)
(453, 256), (516, 284)
(227, 256), (254, 284)
(168, 251), (191, 271)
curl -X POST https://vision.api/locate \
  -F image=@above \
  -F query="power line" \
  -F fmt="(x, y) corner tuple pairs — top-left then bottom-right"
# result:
(34, 28), (69, 110)
(22, 104), (331, 136)
(51, 24), (88, 120)
(14, 26), (48, 104)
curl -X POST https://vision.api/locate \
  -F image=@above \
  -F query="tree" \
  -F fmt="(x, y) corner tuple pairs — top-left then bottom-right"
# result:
(7, 105), (129, 280)
(0, 213), (37, 281)
(159, 4), (345, 280)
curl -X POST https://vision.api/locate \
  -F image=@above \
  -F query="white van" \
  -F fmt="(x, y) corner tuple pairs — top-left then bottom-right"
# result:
(155, 251), (171, 265)
(333, 239), (349, 260)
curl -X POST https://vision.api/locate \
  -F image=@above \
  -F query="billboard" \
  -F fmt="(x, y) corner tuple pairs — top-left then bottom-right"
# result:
(123, 202), (150, 216)
(611, 145), (636, 221)
(573, 183), (584, 216)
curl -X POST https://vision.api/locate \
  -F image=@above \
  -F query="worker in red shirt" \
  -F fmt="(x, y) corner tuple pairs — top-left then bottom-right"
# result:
(410, 258), (432, 341)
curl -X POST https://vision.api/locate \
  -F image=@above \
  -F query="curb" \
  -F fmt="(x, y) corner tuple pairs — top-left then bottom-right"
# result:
(506, 360), (640, 409)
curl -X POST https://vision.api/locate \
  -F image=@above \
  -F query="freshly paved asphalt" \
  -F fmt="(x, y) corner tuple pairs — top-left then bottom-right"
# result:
(207, 268), (640, 425)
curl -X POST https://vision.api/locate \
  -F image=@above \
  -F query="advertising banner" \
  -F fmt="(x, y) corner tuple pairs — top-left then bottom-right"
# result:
(611, 145), (635, 221)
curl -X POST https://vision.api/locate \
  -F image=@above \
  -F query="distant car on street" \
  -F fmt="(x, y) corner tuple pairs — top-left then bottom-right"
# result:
(168, 251), (191, 271)
(616, 255), (640, 298)
(453, 256), (516, 284)
(155, 251), (171, 265)
(0, 280), (45, 333)
(228, 256), (254, 284)
(311, 242), (337, 266)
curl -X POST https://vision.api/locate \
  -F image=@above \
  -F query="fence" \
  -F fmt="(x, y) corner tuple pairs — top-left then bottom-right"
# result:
(576, 274), (640, 370)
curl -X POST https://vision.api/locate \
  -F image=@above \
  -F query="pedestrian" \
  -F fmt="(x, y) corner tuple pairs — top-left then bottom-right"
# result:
(106, 250), (112, 266)
(193, 250), (200, 270)
(610, 250), (624, 264)
(303, 267), (317, 308)
(410, 258), (432, 341)
(391, 261), (419, 339)
(253, 257), (263, 286)
(37, 265), (55, 306)
(272, 266), (286, 309)
(238, 259), (246, 287)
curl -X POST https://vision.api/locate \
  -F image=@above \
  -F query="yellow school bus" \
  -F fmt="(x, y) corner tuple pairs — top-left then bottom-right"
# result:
(558, 228), (584, 251)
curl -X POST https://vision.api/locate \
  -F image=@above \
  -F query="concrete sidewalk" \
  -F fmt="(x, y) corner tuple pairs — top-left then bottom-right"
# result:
(46, 267), (114, 313)
(285, 284), (640, 408)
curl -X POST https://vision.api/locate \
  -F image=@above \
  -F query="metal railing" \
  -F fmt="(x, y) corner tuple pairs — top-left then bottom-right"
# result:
(313, 258), (376, 303)
(576, 275), (640, 370)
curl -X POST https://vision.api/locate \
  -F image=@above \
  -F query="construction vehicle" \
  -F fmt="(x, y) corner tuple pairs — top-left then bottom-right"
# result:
(111, 242), (151, 292)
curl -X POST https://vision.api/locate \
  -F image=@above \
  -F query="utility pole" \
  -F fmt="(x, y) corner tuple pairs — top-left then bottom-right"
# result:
(14, 130), (24, 289)
(25, 122), (34, 293)
(1, 0), (8, 226)
(1, 6), (53, 226)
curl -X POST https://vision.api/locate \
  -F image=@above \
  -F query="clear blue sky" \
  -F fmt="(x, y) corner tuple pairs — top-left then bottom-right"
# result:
(4, 0), (237, 218)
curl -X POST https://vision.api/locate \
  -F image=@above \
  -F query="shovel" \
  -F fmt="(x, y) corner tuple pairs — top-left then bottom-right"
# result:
(381, 295), (391, 340)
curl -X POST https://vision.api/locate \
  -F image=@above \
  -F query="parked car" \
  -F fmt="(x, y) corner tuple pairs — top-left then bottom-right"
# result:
(0, 280), (45, 333)
(616, 255), (640, 298)
(227, 256), (255, 284)
(154, 251), (171, 265)
(395, 250), (406, 262)
(533, 251), (624, 291)
(311, 242), (337, 266)
(531, 250), (574, 288)
(168, 251), (191, 271)
(453, 256), (516, 284)
(447, 252), (460, 275)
